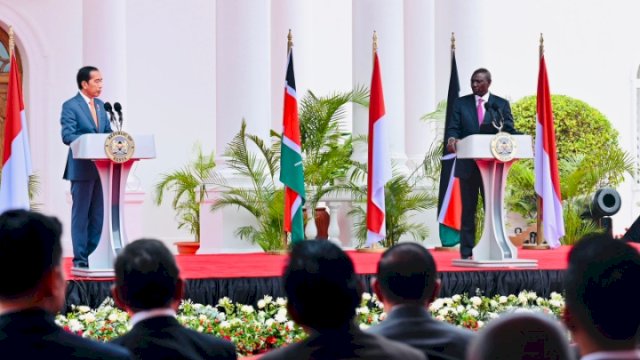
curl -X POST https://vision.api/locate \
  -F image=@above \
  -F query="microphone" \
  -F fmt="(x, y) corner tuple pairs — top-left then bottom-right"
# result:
(490, 103), (505, 127)
(484, 102), (497, 126)
(114, 102), (123, 129)
(104, 102), (116, 125)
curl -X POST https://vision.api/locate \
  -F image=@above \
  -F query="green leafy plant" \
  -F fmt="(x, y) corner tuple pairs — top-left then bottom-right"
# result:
(210, 120), (285, 252)
(508, 95), (635, 243)
(154, 144), (216, 242)
(298, 87), (369, 210)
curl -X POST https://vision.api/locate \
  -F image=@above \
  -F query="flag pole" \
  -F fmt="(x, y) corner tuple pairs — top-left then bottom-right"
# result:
(528, 33), (550, 250)
(282, 29), (294, 252)
(8, 26), (14, 57)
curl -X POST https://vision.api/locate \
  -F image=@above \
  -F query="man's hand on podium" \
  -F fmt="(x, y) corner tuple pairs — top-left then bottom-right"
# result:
(447, 137), (459, 153)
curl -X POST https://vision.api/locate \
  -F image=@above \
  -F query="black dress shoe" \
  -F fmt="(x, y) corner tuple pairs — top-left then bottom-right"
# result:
(461, 255), (473, 260)
(73, 262), (88, 268)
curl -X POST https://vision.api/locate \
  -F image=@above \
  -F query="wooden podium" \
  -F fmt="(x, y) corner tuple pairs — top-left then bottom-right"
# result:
(70, 133), (155, 277)
(452, 134), (537, 268)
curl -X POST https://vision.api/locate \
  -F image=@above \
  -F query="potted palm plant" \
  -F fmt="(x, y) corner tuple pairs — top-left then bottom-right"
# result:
(154, 144), (216, 254)
(210, 120), (286, 252)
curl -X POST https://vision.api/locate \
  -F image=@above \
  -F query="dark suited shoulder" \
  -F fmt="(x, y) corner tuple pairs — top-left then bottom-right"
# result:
(368, 305), (473, 360)
(0, 309), (132, 359)
(111, 316), (236, 360)
(261, 326), (426, 360)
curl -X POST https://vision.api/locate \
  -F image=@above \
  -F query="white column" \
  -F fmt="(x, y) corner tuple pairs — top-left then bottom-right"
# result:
(82, 0), (127, 108)
(215, 0), (271, 159)
(270, 0), (313, 132)
(352, 0), (407, 168)
(404, 0), (437, 167)
(200, 0), (272, 253)
(435, 0), (487, 96)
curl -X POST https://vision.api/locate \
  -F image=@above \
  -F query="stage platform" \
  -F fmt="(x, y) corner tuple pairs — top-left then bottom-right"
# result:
(63, 245), (571, 311)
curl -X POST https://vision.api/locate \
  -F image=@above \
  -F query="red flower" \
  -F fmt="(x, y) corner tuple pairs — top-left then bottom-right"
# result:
(266, 336), (277, 345)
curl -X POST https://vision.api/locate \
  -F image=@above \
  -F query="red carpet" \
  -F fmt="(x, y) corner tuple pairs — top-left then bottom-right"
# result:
(64, 246), (572, 281)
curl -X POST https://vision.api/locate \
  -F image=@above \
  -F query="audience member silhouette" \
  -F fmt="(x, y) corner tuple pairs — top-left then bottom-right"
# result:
(0, 210), (131, 359)
(564, 233), (640, 359)
(261, 240), (426, 360)
(111, 238), (237, 360)
(466, 311), (572, 360)
(368, 243), (474, 360)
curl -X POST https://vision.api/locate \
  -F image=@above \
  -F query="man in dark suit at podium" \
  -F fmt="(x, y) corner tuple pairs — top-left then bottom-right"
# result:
(60, 66), (112, 268)
(444, 68), (515, 259)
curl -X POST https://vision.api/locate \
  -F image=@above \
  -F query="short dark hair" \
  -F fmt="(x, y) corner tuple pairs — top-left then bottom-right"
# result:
(376, 243), (437, 303)
(472, 68), (492, 82)
(0, 210), (62, 299)
(564, 233), (640, 344)
(76, 66), (98, 89)
(284, 241), (361, 331)
(114, 239), (180, 310)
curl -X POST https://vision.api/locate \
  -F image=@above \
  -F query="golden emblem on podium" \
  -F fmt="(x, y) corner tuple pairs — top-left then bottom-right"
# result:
(104, 131), (136, 163)
(490, 132), (517, 162)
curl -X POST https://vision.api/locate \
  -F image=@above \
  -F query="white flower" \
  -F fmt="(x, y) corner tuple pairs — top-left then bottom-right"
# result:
(220, 321), (231, 329)
(108, 313), (118, 322)
(362, 293), (372, 301)
(430, 299), (445, 311)
(218, 297), (232, 306)
(80, 313), (96, 323)
(456, 305), (465, 313)
(68, 319), (83, 332)
(77, 306), (91, 314)
(438, 308), (449, 317)
(518, 294), (528, 305)
(536, 298), (545, 306)
(379, 312), (387, 321)
(467, 309), (479, 317)
(265, 318), (275, 327)
(263, 295), (273, 304)
(216, 312), (226, 321)
(286, 321), (295, 330)
(444, 298), (453, 306)
(452, 294), (462, 302)
(549, 299), (564, 308)
(477, 320), (485, 328)
(240, 305), (254, 314)
(356, 306), (369, 315)
(435, 315), (445, 321)
(197, 325), (204, 332)
(257, 300), (266, 309)
(199, 314), (207, 321)
(275, 308), (288, 323)
(489, 300), (498, 308)
(499, 296), (508, 304)
(527, 292), (538, 300)
(470, 296), (482, 307)
(276, 297), (287, 306)
(359, 323), (370, 330)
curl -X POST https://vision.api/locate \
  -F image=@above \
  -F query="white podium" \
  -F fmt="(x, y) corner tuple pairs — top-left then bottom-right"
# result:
(70, 134), (155, 277)
(452, 134), (537, 268)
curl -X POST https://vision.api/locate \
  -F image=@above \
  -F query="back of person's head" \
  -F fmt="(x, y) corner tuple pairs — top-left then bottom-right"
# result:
(284, 240), (361, 332)
(114, 238), (181, 311)
(0, 210), (63, 300)
(376, 243), (438, 304)
(467, 312), (572, 360)
(564, 233), (640, 347)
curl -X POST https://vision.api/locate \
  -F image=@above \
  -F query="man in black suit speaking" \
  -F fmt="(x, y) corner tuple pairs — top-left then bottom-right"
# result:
(111, 239), (237, 360)
(445, 68), (515, 259)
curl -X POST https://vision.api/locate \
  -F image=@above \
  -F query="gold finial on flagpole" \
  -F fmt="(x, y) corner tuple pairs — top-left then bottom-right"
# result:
(539, 33), (544, 58)
(287, 29), (293, 54)
(8, 25), (15, 57)
(372, 30), (378, 63)
(451, 32), (456, 52)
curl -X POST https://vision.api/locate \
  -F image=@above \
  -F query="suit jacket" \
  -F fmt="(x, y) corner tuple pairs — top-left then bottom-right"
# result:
(0, 308), (132, 359)
(367, 304), (474, 360)
(111, 315), (237, 360)
(444, 93), (515, 179)
(260, 322), (426, 360)
(61, 93), (112, 181)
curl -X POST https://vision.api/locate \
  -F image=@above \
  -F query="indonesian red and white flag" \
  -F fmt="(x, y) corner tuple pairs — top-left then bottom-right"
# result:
(0, 52), (32, 213)
(366, 53), (392, 246)
(534, 54), (564, 248)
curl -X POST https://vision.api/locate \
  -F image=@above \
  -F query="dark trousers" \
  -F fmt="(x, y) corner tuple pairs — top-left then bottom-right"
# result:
(459, 165), (484, 258)
(70, 179), (104, 267)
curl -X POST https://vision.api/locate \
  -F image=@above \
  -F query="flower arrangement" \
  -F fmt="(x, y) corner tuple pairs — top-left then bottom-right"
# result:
(55, 291), (565, 357)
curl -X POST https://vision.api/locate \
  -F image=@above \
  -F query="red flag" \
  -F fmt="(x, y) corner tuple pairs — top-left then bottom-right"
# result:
(366, 53), (392, 246)
(534, 53), (564, 248)
(0, 52), (32, 212)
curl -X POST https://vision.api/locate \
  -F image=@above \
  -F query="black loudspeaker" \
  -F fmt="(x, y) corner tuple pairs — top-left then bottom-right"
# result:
(623, 215), (640, 243)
